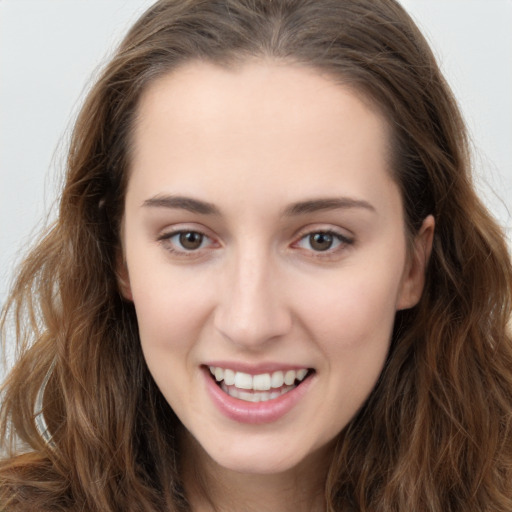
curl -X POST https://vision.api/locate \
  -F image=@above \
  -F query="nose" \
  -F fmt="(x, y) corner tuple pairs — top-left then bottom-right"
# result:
(213, 247), (292, 349)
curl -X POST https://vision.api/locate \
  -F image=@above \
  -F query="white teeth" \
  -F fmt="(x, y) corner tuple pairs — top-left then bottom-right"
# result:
(296, 368), (308, 381)
(253, 373), (271, 391)
(260, 391), (270, 402)
(224, 384), (239, 399)
(221, 381), (294, 402)
(271, 371), (284, 388)
(238, 391), (257, 402)
(224, 368), (235, 386)
(208, 366), (310, 394)
(284, 370), (296, 385)
(234, 372), (253, 390)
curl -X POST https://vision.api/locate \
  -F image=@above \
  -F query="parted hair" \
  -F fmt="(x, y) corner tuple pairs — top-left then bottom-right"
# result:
(1, 1), (511, 510)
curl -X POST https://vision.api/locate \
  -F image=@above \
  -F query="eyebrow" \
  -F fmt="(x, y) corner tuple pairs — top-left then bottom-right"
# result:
(142, 195), (220, 215)
(142, 194), (376, 217)
(283, 197), (376, 216)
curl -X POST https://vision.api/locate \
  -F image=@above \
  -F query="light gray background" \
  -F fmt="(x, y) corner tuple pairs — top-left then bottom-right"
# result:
(1, 1), (511, 323)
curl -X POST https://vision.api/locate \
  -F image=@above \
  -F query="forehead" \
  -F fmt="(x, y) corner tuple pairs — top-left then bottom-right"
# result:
(133, 60), (390, 155)
(128, 60), (398, 213)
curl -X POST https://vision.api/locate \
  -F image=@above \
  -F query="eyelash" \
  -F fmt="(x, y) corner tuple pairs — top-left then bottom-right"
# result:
(157, 229), (216, 256)
(157, 228), (354, 258)
(293, 230), (354, 255)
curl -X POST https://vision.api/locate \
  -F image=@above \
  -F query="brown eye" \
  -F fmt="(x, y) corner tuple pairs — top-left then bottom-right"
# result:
(309, 232), (334, 251)
(295, 230), (352, 255)
(179, 231), (204, 250)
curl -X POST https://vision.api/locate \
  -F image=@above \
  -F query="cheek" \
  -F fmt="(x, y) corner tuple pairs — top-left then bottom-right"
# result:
(298, 263), (402, 351)
(127, 258), (215, 358)
(129, 275), (215, 412)
(134, 287), (210, 346)
(294, 265), (402, 431)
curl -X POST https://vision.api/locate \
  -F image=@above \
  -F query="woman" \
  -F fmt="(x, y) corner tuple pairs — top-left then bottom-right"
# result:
(1, 0), (511, 510)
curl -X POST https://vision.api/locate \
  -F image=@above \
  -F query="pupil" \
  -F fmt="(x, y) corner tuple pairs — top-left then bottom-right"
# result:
(310, 233), (333, 251)
(179, 232), (203, 250)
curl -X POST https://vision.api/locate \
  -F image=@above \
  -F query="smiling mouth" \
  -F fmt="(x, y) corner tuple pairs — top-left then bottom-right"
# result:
(207, 366), (314, 403)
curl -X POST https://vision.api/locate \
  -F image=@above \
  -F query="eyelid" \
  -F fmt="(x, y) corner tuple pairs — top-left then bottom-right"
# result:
(293, 224), (354, 243)
(157, 224), (220, 255)
(291, 225), (354, 254)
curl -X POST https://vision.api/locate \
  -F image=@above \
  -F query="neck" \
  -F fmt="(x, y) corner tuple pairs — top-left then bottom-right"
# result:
(181, 432), (332, 512)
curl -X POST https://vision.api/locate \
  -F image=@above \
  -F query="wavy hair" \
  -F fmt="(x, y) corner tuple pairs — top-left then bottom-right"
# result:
(1, 0), (511, 510)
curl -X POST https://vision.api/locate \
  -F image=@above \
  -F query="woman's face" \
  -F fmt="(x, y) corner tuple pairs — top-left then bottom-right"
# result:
(120, 61), (433, 476)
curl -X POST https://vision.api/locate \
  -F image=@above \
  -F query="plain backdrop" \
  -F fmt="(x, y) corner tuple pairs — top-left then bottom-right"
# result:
(1, 1), (511, 353)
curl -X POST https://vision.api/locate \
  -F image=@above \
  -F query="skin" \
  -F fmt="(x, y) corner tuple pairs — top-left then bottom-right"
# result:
(118, 60), (434, 512)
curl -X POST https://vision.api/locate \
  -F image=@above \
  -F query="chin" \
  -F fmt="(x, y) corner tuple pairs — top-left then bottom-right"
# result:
(213, 450), (300, 475)
(193, 430), (333, 477)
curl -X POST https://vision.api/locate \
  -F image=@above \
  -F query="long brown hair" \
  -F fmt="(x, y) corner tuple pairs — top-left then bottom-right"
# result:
(1, 1), (511, 510)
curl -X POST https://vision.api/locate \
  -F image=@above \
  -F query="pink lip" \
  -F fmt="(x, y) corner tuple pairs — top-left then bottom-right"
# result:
(202, 366), (314, 424)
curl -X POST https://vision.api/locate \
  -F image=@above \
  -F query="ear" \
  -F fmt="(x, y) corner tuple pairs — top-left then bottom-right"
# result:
(396, 215), (435, 311)
(116, 250), (133, 302)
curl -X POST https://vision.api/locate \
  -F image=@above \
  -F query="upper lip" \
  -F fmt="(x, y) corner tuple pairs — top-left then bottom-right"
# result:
(202, 361), (313, 374)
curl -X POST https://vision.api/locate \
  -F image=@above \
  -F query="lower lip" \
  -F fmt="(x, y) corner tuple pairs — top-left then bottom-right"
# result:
(203, 368), (314, 424)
